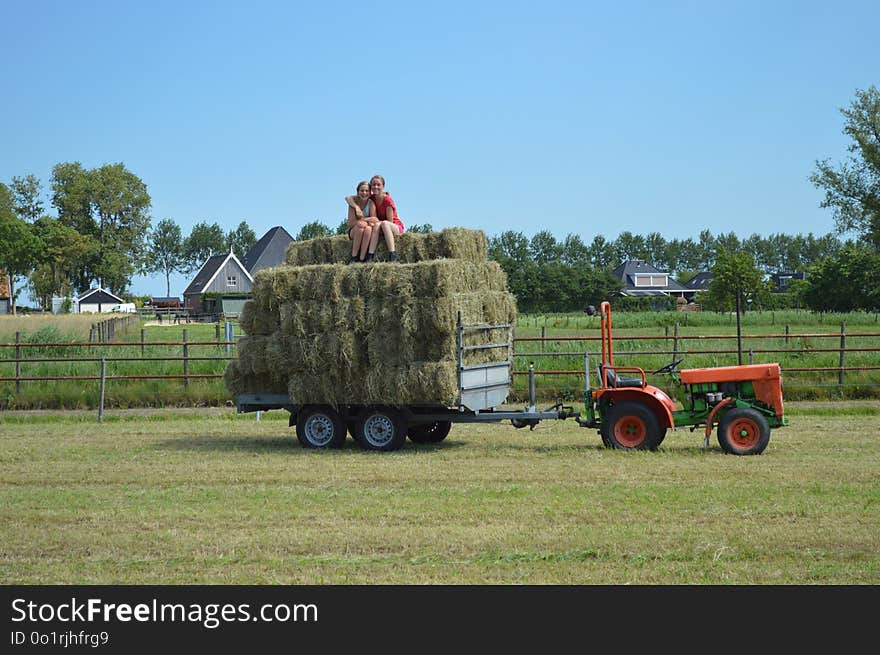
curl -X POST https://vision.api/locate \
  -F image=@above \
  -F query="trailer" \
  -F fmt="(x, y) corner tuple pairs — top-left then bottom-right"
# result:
(236, 317), (578, 451)
(235, 301), (787, 455)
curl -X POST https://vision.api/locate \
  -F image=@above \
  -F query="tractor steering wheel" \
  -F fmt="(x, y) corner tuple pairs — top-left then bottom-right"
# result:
(652, 359), (684, 374)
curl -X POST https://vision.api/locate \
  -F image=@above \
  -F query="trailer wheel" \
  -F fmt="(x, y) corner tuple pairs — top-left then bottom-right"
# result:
(408, 421), (452, 444)
(602, 401), (663, 451)
(355, 407), (407, 451)
(296, 405), (346, 449)
(717, 407), (770, 455)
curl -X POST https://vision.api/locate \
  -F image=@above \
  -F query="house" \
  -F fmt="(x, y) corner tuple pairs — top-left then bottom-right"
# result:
(771, 271), (807, 292)
(611, 260), (691, 299)
(183, 250), (253, 317)
(76, 288), (127, 313)
(242, 226), (294, 274)
(0, 271), (9, 315)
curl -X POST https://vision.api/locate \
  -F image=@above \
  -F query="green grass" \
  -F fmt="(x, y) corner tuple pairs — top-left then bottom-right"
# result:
(1, 406), (878, 584)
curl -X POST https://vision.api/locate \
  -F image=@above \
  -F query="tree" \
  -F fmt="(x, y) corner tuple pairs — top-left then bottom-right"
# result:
(28, 217), (97, 308)
(0, 184), (42, 314)
(560, 234), (590, 267)
(295, 220), (333, 241)
(613, 231), (647, 263)
(335, 219), (349, 236)
(10, 174), (45, 222)
(588, 235), (615, 269)
(225, 221), (257, 258)
(529, 230), (561, 264)
(146, 219), (186, 297)
(407, 223), (433, 233)
(799, 246), (880, 312)
(183, 221), (227, 273)
(50, 161), (152, 293)
(811, 86), (880, 248)
(703, 249), (770, 313)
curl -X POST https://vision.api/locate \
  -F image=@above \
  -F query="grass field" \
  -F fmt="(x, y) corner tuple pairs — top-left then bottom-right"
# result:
(1, 403), (877, 584)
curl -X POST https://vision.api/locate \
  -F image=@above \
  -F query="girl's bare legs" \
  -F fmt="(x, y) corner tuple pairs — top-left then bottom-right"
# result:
(380, 222), (401, 259)
(358, 224), (372, 259)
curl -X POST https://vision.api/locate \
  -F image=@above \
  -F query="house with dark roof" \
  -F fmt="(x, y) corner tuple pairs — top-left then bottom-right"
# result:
(183, 250), (253, 317)
(0, 271), (10, 315)
(771, 271), (807, 293)
(76, 288), (126, 313)
(684, 271), (713, 293)
(611, 260), (691, 299)
(242, 226), (294, 274)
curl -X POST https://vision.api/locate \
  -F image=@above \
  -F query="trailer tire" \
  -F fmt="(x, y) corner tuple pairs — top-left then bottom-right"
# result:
(602, 401), (663, 451)
(296, 405), (346, 449)
(717, 407), (770, 455)
(355, 407), (407, 451)
(408, 421), (452, 444)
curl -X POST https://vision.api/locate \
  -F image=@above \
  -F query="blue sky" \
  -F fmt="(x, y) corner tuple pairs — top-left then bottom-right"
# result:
(1, 0), (878, 299)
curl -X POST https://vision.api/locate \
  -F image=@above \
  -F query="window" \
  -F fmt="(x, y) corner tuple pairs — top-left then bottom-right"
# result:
(634, 274), (667, 287)
(227, 274), (238, 288)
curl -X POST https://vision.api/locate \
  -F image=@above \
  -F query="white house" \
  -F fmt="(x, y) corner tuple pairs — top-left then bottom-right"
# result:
(75, 288), (131, 313)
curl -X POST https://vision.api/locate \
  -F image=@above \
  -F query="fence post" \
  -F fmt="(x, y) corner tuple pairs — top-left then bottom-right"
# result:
(785, 324), (790, 346)
(215, 322), (221, 343)
(183, 328), (190, 389)
(672, 322), (679, 364)
(541, 326), (545, 353)
(748, 348), (754, 365)
(141, 328), (146, 356)
(15, 331), (21, 394)
(225, 322), (233, 355)
(98, 357), (106, 424)
(838, 321), (846, 392)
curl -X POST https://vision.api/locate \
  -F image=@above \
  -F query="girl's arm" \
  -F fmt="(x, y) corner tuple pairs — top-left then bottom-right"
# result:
(345, 195), (364, 218)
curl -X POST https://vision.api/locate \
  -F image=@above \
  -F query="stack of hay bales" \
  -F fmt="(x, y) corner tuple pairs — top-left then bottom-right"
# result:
(225, 227), (517, 407)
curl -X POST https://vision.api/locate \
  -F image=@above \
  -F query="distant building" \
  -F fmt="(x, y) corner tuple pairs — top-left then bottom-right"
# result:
(611, 260), (691, 299)
(182, 250), (253, 316)
(76, 288), (127, 313)
(0, 271), (9, 315)
(242, 226), (294, 274)
(771, 271), (807, 292)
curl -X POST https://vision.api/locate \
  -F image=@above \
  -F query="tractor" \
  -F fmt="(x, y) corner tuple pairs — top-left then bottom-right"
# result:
(578, 302), (787, 454)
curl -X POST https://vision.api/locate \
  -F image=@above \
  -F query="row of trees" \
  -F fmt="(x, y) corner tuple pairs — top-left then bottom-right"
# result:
(2, 86), (877, 314)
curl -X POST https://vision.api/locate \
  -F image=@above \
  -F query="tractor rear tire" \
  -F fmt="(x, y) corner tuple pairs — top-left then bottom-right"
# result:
(407, 421), (452, 444)
(717, 407), (770, 455)
(602, 401), (663, 451)
(296, 405), (346, 449)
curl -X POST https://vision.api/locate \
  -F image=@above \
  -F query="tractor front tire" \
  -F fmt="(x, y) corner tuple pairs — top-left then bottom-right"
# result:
(602, 401), (663, 451)
(717, 407), (770, 455)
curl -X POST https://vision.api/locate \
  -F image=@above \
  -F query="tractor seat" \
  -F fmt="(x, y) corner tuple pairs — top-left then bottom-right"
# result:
(599, 366), (644, 388)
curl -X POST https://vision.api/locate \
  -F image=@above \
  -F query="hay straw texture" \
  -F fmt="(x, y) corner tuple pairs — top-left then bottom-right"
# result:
(225, 228), (517, 407)
(285, 227), (489, 265)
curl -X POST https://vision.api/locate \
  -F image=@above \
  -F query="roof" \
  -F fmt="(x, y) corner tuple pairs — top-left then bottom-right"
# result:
(183, 251), (253, 296)
(685, 271), (713, 289)
(242, 226), (294, 273)
(612, 260), (690, 292)
(77, 288), (124, 304)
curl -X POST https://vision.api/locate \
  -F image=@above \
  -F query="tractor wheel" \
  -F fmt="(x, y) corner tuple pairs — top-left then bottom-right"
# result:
(296, 405), (346, 449)
(601, 401), (663, 451)
(407, 421), (452, 444)
(717, 407), (770, 455)
(355, 407), (408, 452)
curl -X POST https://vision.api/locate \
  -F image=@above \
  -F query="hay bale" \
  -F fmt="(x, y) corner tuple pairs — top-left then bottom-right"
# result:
(285, 227), (489, 266)
(226, 227), (518, 408)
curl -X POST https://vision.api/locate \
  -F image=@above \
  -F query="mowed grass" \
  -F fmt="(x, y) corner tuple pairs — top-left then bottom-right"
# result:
(1, 405), (878, 584)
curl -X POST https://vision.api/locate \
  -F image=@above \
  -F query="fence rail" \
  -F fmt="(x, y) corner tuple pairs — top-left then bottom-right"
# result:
(1, 326), (879, 410)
